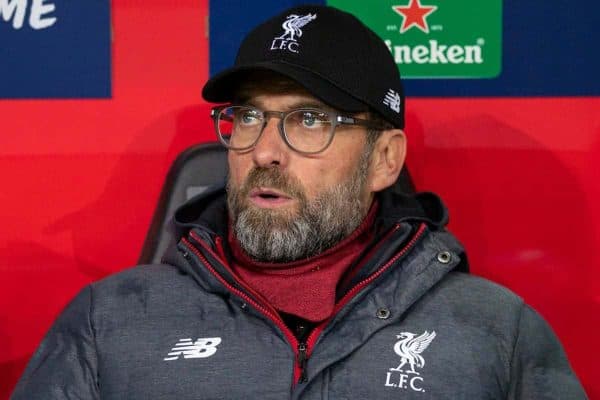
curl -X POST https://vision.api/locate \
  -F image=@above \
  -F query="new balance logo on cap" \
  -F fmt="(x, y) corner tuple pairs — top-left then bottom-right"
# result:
(270, 13), (317, 53)
(383, 89), (402, 113)
(163, 337), (222, 361)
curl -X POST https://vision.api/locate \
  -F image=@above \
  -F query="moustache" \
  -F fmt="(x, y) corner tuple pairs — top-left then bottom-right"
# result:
(238, 167), (307, 202)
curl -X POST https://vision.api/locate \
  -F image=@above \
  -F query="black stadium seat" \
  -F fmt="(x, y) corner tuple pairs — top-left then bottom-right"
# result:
(138, 142), (228, 264)
(138, 141), (415, 264)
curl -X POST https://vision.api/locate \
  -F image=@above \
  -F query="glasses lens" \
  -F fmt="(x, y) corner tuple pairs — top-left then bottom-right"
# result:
(284, 110), (333, 153)
(217, 106), (263, 149)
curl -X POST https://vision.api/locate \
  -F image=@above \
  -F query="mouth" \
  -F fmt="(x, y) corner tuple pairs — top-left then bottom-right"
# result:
(248, 187), (295, 208)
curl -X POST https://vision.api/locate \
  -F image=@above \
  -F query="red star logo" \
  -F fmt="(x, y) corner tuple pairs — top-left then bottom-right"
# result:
(393, 0), (438, 34)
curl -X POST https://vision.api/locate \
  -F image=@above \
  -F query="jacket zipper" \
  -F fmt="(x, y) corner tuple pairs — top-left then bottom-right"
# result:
(181, 235), (304, 383)
(297, 343), (308, 383)
(181, 222), (426, 385)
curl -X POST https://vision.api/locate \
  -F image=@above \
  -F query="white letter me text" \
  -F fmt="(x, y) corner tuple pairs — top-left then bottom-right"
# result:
(0, 0), (57, 30)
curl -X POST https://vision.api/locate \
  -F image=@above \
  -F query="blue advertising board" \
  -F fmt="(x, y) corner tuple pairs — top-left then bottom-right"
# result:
(0, 0), (111, 98)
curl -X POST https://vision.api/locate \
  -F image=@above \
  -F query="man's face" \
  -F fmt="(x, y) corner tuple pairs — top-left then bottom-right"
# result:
(226, 90), (376, 262)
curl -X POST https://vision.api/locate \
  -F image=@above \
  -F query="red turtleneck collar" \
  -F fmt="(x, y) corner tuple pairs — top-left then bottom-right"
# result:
(220, 201), (378, 322)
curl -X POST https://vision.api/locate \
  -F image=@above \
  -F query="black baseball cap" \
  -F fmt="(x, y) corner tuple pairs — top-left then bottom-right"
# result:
(202, 5), (405, 129)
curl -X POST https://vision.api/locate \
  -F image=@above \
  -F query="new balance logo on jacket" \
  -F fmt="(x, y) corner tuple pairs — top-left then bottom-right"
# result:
(163, 337), (222, 361)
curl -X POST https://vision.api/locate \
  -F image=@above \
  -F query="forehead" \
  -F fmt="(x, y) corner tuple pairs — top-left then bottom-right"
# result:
(231, 72), (370, 118)
(242, 92), (335, 113)
(233, 72), (333, 109)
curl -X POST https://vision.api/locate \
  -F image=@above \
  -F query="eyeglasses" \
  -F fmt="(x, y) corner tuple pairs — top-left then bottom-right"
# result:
(211, 105), (392, 154)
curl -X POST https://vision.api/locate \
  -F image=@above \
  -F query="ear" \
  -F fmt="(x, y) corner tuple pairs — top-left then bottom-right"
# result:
(367, 129), (406, 193)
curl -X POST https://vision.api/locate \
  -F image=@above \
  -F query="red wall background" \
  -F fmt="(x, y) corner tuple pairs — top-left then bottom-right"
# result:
(0, 0), (598, 398)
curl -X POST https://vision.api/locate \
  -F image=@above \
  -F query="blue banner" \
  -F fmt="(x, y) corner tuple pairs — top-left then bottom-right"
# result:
(0, 0), (111, 98)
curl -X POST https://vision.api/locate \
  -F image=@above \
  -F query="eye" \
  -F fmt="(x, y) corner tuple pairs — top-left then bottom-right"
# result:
(301, 112), (316, 127)
(297, 111), (329, 129)
(237, 109), (261, 125)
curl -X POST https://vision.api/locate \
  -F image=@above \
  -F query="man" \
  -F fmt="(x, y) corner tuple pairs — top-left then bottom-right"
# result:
(12, 5), (587, 399)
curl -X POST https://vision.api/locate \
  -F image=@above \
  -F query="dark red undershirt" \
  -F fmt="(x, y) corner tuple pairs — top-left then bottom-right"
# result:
(222, 202), (378, 323)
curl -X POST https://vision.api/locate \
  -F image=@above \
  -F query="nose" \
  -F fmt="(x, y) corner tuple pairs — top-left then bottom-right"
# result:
(251, 116), (289, 168)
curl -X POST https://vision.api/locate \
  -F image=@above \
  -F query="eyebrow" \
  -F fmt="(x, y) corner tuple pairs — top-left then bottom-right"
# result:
(241, 99), (334, 112)
(239, 99), (337, 113)
(289, 101), (332, 111)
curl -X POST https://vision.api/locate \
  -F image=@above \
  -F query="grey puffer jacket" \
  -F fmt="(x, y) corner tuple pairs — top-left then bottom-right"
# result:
(12, 184), (587, 399)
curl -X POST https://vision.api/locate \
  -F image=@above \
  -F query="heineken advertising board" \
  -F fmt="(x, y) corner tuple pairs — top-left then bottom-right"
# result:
(328, 0), (502, 79)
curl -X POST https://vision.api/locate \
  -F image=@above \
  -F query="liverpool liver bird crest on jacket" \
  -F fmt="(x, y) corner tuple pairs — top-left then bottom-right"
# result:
(390, 330), (436, 375)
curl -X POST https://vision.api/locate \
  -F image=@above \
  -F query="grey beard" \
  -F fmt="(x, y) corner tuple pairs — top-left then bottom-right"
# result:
(227, 150), (372, 263)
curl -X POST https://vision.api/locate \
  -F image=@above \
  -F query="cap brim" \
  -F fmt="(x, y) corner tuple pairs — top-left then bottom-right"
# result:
(202, 61), (368, 112)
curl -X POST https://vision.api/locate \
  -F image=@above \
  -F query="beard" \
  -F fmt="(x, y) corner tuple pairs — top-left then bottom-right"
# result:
(227, 150), (372, 263)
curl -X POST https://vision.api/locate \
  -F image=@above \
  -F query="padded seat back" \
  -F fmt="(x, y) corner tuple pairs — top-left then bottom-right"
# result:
(139, 142), (228, 264)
